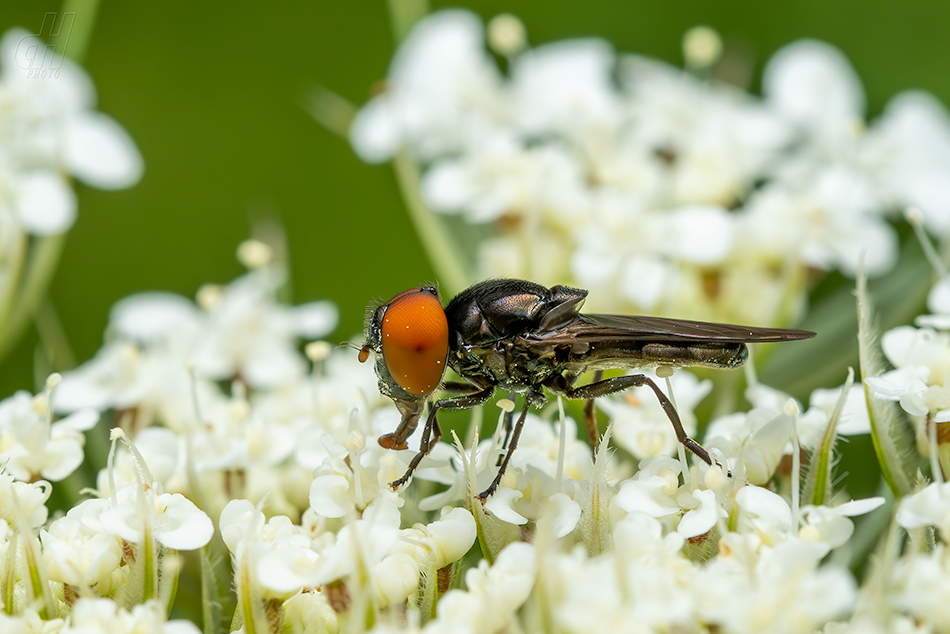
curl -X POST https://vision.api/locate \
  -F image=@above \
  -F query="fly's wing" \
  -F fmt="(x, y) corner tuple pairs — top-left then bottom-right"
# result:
(525, 313), (816, 345)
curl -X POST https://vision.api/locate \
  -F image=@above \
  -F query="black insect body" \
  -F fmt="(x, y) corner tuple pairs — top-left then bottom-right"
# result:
(359, 279), (815, 500)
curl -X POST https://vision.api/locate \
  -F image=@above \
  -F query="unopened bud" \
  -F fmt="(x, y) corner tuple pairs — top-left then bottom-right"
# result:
(306, 341), (332, 363)
(237, 239), (273, 270)
(488, 13), (527, 56)
(683, 25), (722, 69)
(197, 284), (224, 311)
(45, 373), (62, 391)
(346, 429), (366, 452)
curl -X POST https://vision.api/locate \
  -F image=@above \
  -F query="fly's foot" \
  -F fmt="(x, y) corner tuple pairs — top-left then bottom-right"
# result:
(378, 433), (408, 451)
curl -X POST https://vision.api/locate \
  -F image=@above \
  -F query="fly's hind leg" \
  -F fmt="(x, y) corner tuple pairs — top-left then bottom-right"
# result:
(546, 373), (713, 466)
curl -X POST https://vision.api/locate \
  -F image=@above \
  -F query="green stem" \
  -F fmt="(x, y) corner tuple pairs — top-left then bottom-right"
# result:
(3, 532), (17, 614)
(143, 529), (157, 602)
(0, 234), (66, 365)
(21, 529), (53, 619)
(35, 298), (77, 370)
(0, 232), (27, 354)
(59, 0), (100, 63)
(386, 0), (429, 44)
(393, 154), (470, 296)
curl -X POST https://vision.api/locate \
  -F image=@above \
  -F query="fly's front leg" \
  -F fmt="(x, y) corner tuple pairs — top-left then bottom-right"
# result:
(546, 373), (713, 466)
(389, 383), (495, 491)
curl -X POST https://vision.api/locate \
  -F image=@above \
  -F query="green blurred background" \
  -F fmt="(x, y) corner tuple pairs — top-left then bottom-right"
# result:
(1, 0), (946, 397)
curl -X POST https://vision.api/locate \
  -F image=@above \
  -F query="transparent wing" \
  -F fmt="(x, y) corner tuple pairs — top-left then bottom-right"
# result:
(526, 313), (816, 345)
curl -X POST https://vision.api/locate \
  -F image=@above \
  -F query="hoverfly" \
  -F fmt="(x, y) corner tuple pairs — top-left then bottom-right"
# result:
(359, 279), (815, 500)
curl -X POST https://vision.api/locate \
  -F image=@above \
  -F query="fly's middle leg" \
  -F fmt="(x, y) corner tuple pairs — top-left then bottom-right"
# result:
(582, 370), (604, 454)
(478, 390), (539, 501)
(547, 373), (713, 466)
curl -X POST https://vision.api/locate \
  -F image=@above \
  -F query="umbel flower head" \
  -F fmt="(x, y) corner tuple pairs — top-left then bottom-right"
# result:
(349, 10), (950, 329)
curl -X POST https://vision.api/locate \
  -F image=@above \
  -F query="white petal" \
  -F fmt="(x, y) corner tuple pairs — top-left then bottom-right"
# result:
(64, 113), (144, 189)
(14, 170), (76, 235)
(663, 205), (734, 264)
(219, 499), (264, 553)
(110, 292), (200, 343)
(309, 474), (354, 518)
(763, 39), (865, 129)
(349, 96), (400, 163)
(483, 487), (527, 525)
(292, 301), (338, 338)
(833, 497), (885, 516)
(614, 477), (678, 518)
(677, 489), (719, 538)
(425, 507), (477, 567)
(421, 160), (476, 212)
(548, 492), (581, 538)
(736, 485), (792, 532)
(257, 546), (320, 593)
(154, 493), (214, 550)
(55, 408), (99, 432)
(618, 256), (669, 310)
(928, 275), (950, 315)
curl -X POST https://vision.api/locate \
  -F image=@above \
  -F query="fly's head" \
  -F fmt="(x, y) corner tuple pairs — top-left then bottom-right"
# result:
(359, 286), (450, 448)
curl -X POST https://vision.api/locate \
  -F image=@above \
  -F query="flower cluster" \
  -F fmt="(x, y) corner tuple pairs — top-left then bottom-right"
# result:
(0, 28), (142, 236)
(350, 10), (950, 327)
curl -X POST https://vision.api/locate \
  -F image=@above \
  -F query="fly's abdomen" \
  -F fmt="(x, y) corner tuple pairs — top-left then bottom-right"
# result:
(569, 340), (749, 370)
(639, 342), (748, 369)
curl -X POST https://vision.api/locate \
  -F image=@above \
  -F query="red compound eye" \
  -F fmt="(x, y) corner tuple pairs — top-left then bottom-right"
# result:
(380, 287), (449, 397)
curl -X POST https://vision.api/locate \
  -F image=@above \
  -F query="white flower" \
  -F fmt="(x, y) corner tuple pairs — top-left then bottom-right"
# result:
(698, 537), (856, 633)
(865, 325), (950, 421)
(890, 545), (950, 630)
(917, 274), (950, 330)
(763, 40), (865, 144)
(613, 455), (725, 539)
(0, 390), (97, 481)
(190, 268), (338, 389)
(897, 481), (950, 537)
(349, 10), (504, 163)
(0, 472), (50, 527)
(0, 28), (143, 235)
(428, 542), (536, 634)
(393, 506), (476, 570)
(61, 598), (200, 634)
(799, 497), (885, 555)
(78, 481), (213, 551)
(599, 369), (710, 461)
(510, 38), (622, 140)
(40, 515), (123, 591)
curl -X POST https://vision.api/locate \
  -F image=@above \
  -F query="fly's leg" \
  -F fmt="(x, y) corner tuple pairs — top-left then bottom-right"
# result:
(478, 391), (538, 501)
(582, 370), (604, 454)
(389, 385), (495, 490)
(547, 374), (713, 466)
